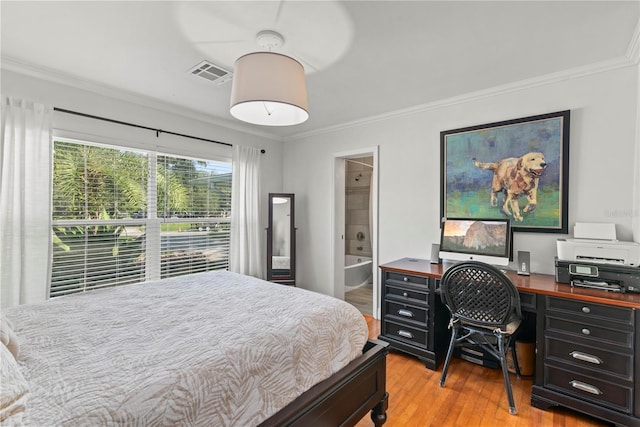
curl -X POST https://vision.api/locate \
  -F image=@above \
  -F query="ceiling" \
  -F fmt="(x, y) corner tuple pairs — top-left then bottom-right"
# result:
(2, 1), (639, 140)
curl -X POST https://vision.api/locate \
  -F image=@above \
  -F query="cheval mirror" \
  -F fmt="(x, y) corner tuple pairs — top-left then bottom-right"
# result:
(267, 193), (296, 286)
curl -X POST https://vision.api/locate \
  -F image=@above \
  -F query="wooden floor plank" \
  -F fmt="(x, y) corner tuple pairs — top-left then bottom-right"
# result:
(357, 315), (612, 427)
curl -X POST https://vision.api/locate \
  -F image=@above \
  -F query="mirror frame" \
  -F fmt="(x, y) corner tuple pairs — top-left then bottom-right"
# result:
(267, 193), (296, 285)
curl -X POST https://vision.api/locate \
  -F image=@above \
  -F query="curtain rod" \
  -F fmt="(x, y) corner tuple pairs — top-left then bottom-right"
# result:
(54, 107), (233, 148)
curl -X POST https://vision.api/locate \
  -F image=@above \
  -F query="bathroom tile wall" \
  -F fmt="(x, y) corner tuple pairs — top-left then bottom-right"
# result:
(345, 157), (373, 257)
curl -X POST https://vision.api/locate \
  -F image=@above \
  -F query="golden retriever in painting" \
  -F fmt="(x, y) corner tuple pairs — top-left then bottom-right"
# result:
(472, 152), (547, 221)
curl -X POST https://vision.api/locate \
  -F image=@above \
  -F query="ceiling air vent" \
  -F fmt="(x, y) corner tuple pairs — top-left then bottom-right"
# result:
(189, 60), (232, 85)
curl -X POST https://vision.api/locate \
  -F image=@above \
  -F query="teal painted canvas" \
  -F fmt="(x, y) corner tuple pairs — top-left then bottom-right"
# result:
(440, 111), (570, 233)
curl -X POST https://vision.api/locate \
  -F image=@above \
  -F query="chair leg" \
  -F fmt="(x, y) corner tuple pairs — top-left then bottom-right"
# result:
(439, 327), (458, 387)
(510, 341), (522, 379)
(498, 336), (517, 415)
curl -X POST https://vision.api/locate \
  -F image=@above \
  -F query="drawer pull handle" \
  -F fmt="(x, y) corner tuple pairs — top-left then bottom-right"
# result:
(581, 328), (591, 335)
(570, 380), (603, 395)
(582, 306), (591, 314)
(398, 309), (414, 318)
(403, 277), (409, 282)
(570, 351), (603, 365)
(403, 292), (409, 298)
(398, 330), (414, 339)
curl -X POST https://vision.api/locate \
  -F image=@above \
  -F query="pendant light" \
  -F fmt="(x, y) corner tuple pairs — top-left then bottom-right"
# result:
(230, 30), (309, 126)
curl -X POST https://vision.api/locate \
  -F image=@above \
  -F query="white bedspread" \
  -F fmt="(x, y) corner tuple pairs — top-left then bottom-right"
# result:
(4, 271), (368, 426)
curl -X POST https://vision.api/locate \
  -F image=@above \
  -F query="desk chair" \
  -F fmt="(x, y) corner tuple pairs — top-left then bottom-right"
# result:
(439, 261), (522, 414)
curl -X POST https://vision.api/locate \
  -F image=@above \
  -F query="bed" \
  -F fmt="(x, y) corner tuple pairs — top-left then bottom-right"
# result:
(0, 270), (388, 426)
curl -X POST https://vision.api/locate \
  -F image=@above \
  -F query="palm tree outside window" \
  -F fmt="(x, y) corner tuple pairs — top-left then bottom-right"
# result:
(51, 139), (231, 297)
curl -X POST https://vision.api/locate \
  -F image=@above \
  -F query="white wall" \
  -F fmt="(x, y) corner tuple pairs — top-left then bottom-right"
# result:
(4, 64), (638, 298)
(285, 65), (639, 297)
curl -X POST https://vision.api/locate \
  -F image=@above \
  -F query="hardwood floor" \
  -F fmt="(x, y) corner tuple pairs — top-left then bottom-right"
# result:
(346, 283), (373, 315)
(356, 315), (612, 427)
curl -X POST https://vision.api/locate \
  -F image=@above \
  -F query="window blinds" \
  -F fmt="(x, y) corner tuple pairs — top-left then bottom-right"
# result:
(51, 140), (231, 297)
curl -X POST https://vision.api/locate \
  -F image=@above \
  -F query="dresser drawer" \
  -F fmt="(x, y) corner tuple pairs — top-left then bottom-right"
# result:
(385, 272), (428, 288)
(383, 320), (428, 348)
(385, 284), (428, 305)
(519, 291), (536, 311)
(545, 315), (634, 347)
(544, 365), (633, 414)
(546, 297), (634, 325)
(385, 300), (428, 325)
(545, 335), (633, 379)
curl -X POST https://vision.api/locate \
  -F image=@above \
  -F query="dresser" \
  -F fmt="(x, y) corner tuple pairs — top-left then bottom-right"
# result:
(532, 296), (640, 426)
(378, 261), (449, 370)
(379, 257), (640, 427)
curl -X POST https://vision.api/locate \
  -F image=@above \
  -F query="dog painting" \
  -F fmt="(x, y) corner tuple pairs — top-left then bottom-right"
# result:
(440, 111), (570, 233)
(472, 152), (547, 222)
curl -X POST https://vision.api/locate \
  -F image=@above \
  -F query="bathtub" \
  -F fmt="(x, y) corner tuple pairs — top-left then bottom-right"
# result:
(345, 255), (373, 291)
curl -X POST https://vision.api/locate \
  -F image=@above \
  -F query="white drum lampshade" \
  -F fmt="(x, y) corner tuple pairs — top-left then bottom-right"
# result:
(230, 52), (309, 126)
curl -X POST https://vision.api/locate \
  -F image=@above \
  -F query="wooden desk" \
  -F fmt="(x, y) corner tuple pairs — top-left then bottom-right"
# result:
(379, 257), (640, 427)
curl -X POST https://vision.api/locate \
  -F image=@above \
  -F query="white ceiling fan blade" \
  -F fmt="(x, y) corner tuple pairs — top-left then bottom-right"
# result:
(272, 0), (286, 26)
(288, 48), (321, 73)
(193, 39), (249, 46)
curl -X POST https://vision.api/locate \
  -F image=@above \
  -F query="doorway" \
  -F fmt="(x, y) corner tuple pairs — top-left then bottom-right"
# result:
(333, 147), (380, 319)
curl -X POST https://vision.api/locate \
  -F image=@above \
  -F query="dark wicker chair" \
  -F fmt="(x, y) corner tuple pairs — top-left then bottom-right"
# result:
(439, 261), (522, 415)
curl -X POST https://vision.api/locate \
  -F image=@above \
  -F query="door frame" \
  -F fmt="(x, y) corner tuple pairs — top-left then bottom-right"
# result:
(332, 146), (380, 319)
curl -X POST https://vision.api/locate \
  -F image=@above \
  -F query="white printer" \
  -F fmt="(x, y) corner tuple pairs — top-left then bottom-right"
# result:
(556, 222), (640, 267)
(555, 223), (640, 293)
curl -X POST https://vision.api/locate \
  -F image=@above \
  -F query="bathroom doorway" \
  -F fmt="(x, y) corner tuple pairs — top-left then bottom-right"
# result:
(332, 147), (379, 319)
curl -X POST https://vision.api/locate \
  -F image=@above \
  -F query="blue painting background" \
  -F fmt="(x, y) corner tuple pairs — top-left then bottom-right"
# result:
(444, 116), (565, 228)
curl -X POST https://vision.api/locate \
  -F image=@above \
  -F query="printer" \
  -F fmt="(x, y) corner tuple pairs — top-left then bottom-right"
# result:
(556, 238), (640, 267)
(556, 222), (640, 267)
(555, 223), (640, 293)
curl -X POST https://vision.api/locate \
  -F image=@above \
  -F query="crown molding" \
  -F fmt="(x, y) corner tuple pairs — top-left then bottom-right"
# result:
(285, 55), (638, 142)
(3, 53), (636, 145)
(1, 57), (283, 142)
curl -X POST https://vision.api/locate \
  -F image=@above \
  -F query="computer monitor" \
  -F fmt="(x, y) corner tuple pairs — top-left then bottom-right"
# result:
(439, 218), (512, 266)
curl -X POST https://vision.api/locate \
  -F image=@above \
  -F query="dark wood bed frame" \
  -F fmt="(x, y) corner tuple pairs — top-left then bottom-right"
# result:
(259, 339), (389, 427)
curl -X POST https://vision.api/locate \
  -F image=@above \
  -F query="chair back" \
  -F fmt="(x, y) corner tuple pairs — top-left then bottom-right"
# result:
(440, 261), (521, 329)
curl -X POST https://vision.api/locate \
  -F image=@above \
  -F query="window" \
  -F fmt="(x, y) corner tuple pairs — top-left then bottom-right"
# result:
(51, 140), (231, 297)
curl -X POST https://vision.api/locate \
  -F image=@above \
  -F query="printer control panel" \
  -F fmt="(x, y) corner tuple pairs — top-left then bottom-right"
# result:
(568, 264), (598, 278)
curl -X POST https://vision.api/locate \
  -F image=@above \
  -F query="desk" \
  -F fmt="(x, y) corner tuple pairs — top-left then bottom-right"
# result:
(379, 257), (640, 427)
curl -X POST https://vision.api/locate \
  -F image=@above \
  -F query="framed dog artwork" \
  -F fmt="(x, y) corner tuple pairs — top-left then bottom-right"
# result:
(440, 110), (570, 233)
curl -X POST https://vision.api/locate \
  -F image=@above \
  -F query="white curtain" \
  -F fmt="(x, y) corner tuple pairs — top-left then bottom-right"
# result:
(230, 145), (263, 278)
(0, 98), (53, 307)
(633, 64), (640, 243)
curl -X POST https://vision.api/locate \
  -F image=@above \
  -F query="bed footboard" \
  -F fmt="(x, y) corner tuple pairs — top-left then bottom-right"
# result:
(260, 339), (389, 427)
